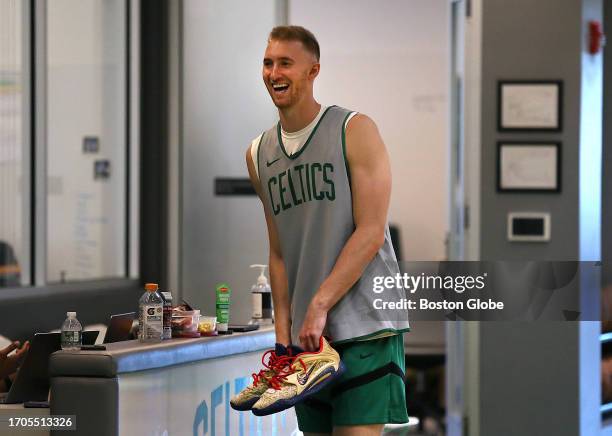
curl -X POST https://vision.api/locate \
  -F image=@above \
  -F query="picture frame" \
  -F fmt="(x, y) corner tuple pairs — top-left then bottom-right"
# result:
(497, 142), (561, 193)
(497, 80), (563, 131)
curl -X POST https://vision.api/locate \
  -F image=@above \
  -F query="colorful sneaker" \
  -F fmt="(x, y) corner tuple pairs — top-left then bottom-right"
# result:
(230, 343), (297, 411)
(251, 336), (345, 416)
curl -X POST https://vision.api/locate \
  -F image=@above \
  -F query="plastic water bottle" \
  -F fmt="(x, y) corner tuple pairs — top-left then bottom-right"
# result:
(61, 312), (82, 350)
(139, 283), (164, 342)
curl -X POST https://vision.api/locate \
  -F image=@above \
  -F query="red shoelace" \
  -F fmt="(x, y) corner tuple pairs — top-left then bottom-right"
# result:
(251, 349), (311, 390)
(266, 357), (307, 390)
(251, 350), (295, 389)
(262, 337), (329, 390)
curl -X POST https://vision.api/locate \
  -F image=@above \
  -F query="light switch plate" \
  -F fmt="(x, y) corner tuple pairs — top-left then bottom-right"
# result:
(507, 212), (550, 242)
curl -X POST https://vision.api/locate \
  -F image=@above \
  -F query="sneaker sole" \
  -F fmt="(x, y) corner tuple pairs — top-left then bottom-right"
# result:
(251, 361), (346, 416)
(230, 396), (260, 411)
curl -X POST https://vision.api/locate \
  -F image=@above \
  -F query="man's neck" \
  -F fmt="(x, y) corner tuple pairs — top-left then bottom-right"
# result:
(278, 99), (321, 133)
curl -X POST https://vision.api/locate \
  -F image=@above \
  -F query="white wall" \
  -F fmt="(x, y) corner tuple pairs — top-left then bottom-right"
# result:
(181, 0), (280, 322)
(290, 0), (450, 261)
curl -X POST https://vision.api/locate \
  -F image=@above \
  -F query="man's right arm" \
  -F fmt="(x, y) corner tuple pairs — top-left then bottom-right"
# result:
(246, 145), (292, 346)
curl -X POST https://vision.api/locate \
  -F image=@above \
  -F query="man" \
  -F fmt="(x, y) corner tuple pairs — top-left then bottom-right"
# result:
(242, 26), (410, 435)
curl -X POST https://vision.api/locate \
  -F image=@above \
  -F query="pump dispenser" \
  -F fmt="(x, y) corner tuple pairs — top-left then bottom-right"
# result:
(249, 264), (273, 325)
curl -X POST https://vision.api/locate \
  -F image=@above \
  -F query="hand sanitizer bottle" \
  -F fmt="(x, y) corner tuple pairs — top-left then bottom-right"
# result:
(249, 264), (273, 326)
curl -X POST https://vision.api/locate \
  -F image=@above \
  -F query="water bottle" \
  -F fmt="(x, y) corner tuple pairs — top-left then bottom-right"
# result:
(139, 283), (164, 342)
(61, 312), (82, 350)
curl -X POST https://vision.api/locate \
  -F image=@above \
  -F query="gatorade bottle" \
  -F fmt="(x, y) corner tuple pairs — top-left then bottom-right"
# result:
(61, 312), (83, 350)
(138, 283), (164, 342)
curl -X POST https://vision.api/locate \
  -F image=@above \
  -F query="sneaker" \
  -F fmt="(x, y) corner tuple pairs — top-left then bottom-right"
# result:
(251, 336), (345, 416)
(230, 343), (298, 411)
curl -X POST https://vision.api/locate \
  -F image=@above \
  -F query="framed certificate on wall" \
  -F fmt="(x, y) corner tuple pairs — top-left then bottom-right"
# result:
(497, 142), (561, 192)
(497, 80), (563, 131)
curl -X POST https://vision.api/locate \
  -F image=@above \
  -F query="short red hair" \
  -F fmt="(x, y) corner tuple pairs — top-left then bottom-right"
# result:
(269, 26), (320, 61)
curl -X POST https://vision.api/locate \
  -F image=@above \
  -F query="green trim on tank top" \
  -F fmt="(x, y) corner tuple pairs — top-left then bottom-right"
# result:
(255, 131), (265, 182)
(330, 327), (411, 345)
(276, 105), (336, 160)
(341, 111), (354, 190)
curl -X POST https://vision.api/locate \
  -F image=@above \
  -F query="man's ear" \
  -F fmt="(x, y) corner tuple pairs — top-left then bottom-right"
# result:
(309, 63), (320, 80)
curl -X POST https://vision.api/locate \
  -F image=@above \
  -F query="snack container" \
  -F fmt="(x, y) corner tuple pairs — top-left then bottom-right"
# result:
(198, 316), (217, 336)
(172, 309), (200, 337)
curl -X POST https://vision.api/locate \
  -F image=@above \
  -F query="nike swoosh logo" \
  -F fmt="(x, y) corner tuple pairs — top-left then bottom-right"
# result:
(297, 365), (317, 385)
(359, 352), (373, 359)
(266, 157), (281, 167)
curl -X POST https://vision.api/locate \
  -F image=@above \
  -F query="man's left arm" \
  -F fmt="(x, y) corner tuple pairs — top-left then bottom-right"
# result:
(298, 114), (392, 351)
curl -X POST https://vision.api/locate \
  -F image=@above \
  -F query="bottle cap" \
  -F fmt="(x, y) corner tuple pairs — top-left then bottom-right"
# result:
(145, 283), (159, 291)
(67, 311), (76, 317)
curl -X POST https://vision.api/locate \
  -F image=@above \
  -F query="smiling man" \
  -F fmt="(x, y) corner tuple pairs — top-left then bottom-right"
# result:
(242, 26), (410, 435)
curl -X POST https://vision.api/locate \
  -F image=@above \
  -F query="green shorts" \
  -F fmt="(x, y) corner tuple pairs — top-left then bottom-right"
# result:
(295, 334), (408, 433)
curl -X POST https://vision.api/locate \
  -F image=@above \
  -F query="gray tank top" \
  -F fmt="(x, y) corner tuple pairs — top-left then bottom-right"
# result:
(257, 105), (410, 344)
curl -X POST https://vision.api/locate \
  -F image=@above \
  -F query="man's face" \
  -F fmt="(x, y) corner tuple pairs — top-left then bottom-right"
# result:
(263, 39), (319, 109)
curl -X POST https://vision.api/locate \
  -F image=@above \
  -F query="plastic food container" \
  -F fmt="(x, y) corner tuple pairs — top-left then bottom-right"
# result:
(172, 309), (200, 337)
(198, 316), (217, 336)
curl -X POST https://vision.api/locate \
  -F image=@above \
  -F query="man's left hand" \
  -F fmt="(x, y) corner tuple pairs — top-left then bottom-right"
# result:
(298, 302), (327, 351)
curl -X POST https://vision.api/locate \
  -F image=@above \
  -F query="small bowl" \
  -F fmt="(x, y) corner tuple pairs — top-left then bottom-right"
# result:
(198, 316), (217, 334)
